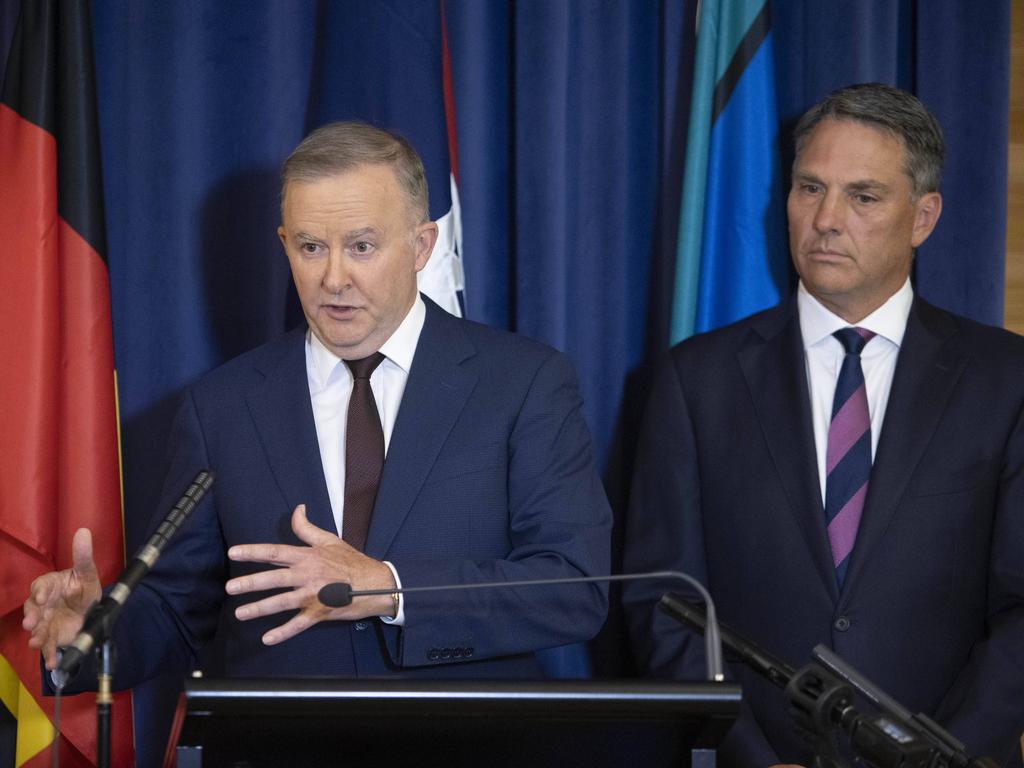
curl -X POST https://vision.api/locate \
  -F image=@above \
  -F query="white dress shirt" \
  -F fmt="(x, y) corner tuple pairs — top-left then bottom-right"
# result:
(305, 294), (426, 624)
(798, 279), (913, 505)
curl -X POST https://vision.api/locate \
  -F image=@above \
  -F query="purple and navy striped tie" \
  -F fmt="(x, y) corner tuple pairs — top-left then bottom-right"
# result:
(825, 327), (875, 586)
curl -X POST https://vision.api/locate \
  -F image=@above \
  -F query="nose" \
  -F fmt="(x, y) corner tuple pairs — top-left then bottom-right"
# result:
(321, 251), (350, 294)
(812, 190), (844, 236)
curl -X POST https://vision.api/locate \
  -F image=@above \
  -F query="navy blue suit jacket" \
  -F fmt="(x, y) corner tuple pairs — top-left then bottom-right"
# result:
(108, 297), (611, 684)
(624, 297), (1024, 766)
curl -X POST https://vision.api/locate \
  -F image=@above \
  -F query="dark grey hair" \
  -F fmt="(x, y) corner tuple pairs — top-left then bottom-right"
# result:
(281, 121), (429, 222)
(793, 83), (944, 197)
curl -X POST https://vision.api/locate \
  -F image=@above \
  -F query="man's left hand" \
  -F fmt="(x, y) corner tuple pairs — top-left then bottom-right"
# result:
(226, 504), (396, 645)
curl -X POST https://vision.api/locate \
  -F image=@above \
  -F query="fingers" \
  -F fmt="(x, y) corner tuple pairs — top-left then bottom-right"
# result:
(234, 590), (305, 621)
(71, 528), (100, 584)
(225, 566), (295, 596)
(27, 572), (59, 611)
(41, 636), (60, 670)
(227, 542), (299, 566)
(290, 504), (343, 548)
(260, 611), (318, 646)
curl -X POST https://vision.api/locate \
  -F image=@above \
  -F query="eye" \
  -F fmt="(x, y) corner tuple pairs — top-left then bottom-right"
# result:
(299, 241), (321, 255)
(800, 183), (822, 195)
(853, 194), (877, 205)
(353, 241), (374, 254)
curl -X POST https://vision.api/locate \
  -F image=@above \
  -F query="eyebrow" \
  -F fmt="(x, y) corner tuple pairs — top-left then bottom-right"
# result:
(845, 180), (890, 194)
(345, 227), (380, 240)
(792, 172), (891, 194)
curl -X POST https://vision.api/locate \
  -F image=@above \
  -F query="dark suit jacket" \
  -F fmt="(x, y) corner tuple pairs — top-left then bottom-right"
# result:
(107, 296), (611, 685)
(624, 296), (1024, 766)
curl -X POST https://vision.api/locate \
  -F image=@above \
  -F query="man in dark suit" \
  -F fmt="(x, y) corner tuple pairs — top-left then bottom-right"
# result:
(624, 83), (1024, 767)
(24, 122), (611, 683)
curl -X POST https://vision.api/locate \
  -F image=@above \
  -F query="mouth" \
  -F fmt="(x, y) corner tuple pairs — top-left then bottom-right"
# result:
(321, 303), (360, 320)
(806, 248), (848, 260)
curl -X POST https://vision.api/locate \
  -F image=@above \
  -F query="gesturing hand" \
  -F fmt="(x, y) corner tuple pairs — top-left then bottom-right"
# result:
(226, 504), (397, 645)
(23, 528), (103, 670)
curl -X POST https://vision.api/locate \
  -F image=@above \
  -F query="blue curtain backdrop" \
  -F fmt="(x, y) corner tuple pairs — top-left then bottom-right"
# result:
(0, 1), (1010, 765)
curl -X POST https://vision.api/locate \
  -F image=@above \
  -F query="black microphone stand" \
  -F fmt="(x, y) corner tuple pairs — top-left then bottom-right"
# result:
(54, 470), (215, 768)
(96, 639), (114, 768)
(658, 594), (999, 768)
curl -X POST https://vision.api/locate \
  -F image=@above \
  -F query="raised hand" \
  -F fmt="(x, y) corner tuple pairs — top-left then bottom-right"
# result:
(23, 528), (103, 670)
(226, 504), (397, 645)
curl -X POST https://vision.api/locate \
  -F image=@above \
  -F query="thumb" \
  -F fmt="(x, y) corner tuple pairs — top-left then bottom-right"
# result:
(71, 527), (100, 584)
(291, 504), (338, 547)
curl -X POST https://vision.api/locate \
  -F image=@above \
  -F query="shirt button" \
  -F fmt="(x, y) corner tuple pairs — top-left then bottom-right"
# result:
(354, 621), (368, 631)
(834, 616), (851, 632)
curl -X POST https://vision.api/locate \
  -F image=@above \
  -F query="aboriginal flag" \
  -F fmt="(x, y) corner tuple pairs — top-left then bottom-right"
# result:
(0, 1), (133, 766)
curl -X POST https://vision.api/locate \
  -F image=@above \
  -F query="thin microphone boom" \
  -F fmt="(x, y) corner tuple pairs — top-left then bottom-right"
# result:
(57, 470), (215, 678)
(318, 569), (725, 682)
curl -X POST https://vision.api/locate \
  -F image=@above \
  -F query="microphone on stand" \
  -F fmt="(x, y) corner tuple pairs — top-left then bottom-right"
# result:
(660, 594), (1000, 768)
(318, 569), (725, 682)
(57, 470), (215, 679)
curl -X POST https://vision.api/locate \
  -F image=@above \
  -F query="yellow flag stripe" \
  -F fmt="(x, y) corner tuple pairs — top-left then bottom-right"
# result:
(0, 654), (55, 767)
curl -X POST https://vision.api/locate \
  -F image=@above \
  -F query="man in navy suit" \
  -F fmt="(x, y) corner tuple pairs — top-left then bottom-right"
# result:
(24, 122), (611, 682)
(624, 83), (1024, 766)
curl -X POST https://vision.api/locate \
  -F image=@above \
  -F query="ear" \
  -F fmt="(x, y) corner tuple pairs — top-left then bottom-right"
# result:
(413, 221), (439, 272)
(277, 225), (288, 251)
(910, 192), (942, 249)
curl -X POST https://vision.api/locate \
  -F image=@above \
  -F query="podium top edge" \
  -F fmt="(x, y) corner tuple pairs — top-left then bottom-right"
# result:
(184, 677), (741, 704)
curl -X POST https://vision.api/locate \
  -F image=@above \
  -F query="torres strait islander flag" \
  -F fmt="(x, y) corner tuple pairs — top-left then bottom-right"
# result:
(0, 1), (134, 766)
(671, 0), (789, 343)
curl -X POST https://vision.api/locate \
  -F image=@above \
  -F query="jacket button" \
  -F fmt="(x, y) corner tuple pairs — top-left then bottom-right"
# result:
(440, 648), (452, 659)
(834, 616), (851, 632)
(427, 649), (440, 661)
(464, 647), (474, 658)
(354, 622), (368, 631)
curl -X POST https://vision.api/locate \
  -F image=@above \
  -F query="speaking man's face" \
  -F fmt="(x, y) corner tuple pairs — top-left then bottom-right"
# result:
(278, 164), (437, 360)
(787, 118), (941, 322)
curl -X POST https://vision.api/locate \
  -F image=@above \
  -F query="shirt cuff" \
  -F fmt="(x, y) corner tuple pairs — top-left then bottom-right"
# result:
(379, 560), (405, 626)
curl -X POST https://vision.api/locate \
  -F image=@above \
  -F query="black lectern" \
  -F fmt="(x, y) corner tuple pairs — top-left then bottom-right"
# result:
(176, 678), (740, 767)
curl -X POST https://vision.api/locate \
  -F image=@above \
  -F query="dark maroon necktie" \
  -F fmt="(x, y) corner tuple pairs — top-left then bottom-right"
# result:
(343, 352), (385, 551)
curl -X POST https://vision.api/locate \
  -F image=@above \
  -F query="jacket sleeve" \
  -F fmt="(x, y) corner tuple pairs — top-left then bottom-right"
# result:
(385, 350), (613, 667)
(935, 400), (1024, 767)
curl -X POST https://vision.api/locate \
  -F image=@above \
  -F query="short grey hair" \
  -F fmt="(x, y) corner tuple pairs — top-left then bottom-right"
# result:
(280, 121), (429, 222)
(793, 83), (944, 197)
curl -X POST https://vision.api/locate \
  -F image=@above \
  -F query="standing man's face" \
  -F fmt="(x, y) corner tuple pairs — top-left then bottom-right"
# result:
(787, 118), (942, 323)
(278, 164), (437, 360)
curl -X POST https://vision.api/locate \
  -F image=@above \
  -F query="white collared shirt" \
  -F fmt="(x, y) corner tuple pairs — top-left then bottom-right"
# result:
(798, 279), (913, 505)
(305, 294), (426, 624)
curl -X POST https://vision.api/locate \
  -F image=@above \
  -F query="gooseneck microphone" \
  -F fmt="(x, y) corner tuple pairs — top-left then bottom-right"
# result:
(660, 595), (999, 768)
(57, 470), (215, 678)
(318, 569), (725, 682)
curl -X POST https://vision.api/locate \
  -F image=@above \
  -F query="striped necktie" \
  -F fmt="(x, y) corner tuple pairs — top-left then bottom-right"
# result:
(825, 327), (875, 585)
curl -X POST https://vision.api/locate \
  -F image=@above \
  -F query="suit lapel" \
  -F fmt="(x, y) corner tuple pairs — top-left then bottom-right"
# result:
(245, 328), (334, 536)
(841, 299), (968, 593)
(365, 300), (478, 558)
(738, 301), (839, 599)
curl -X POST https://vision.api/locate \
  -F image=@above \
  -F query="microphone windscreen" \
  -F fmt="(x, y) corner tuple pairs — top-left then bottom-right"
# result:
(318, 582), (354, 608)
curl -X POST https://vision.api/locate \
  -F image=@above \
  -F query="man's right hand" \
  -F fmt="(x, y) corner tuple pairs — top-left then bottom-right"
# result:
(22, 527), (102, 670)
